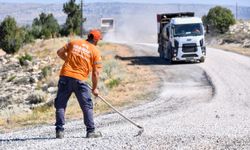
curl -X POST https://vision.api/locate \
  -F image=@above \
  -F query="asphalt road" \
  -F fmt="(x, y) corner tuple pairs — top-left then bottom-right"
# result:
(1, 44), (250, 149)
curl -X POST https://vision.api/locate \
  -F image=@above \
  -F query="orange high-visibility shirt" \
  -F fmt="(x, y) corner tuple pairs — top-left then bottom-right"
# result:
(60, 40), (102, 81)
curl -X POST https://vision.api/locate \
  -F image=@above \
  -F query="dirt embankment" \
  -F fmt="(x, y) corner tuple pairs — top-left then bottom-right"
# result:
(207, 21), (250, 56)
(0, 38), (159, 132)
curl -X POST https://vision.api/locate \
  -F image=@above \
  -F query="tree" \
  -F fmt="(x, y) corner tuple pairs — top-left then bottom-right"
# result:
(0, 16), (24, 54)
(204, 6), (236, 33)
(32, 12), (60, 39)
(21, 25), (35, 44)
(63, 0), (82, 36)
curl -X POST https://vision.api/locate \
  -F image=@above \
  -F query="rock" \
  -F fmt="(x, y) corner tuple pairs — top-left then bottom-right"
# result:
(26, 90), (46, 104)
(48, 80), (57, 87)
(0, 49), (6, 57)
(14, 76), (31, 85)
(0, 57), (7, 64)
(9, 57), (19, 63)
(42, 84), (48, 91)
(47, 87), (57, 94)
(29, 76), (38, 84)
(22, 60), (31, 66)
(0, 96), (12, 109)
(243, 39), (250, 48)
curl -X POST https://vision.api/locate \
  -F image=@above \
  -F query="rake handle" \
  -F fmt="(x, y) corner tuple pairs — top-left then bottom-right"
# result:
(87, 84), (143, 129)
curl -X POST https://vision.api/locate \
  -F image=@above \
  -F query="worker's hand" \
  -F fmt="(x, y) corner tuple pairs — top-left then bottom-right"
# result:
(92, 88), (99, 97)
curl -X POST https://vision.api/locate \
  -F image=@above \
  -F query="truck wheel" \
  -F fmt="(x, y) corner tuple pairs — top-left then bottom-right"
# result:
(159, 51), (164, 59)
(200, 57), (205, 63)
(167, 48), (173, 64)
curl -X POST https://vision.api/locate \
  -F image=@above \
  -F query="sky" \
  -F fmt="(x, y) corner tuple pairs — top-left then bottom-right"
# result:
(0, 0), (249, 7)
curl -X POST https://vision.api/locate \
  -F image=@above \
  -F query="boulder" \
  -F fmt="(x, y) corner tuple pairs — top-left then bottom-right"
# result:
(243, 39), (250, 48)
(14, 76), (31, 85)
(47, 87), (57, 94)
(22, 60), (32, 66)
(0, 49), (6, 57)
(9, 57), (19, 63)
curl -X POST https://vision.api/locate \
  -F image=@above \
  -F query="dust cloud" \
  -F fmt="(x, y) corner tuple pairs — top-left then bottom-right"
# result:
(103, 8), (158, 43)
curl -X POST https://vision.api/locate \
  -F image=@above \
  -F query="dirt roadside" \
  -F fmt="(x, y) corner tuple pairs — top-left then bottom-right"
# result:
(0, 39), (160, 132)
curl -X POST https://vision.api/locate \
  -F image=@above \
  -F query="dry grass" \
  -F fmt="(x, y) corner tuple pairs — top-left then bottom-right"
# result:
(0, 38), (159, 133)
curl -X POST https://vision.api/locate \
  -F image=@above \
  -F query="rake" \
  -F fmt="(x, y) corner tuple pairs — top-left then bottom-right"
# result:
(87, 84), (144, 136)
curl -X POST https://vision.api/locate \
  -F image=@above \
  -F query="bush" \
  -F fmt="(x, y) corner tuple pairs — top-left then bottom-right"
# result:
(19, 53), (33, 66)
(22, 26), (35, 44)
(32, 13), (60, 39)
(107, 78), (121, 89)
(0, 16), (24, 54)
(204, 6), (236, 33)
(42, 66), (52, 78)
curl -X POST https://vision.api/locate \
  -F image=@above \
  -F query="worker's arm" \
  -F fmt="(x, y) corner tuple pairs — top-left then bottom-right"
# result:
(92, 68), (100, 96)
(57, 47), (67, 61)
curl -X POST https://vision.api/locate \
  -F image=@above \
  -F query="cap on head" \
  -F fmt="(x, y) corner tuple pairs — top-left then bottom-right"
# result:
(89, 29), (102, 41)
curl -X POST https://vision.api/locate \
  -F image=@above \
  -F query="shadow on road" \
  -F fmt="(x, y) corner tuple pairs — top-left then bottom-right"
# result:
(115, 55), (194, 65)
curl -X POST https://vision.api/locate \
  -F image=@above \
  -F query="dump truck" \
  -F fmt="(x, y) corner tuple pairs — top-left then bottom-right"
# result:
(100, 18), (115, 33)
(157, 12), (206, 63)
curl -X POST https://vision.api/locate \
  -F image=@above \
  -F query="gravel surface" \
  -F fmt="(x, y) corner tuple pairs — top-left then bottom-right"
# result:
(1, 45), (250, 149)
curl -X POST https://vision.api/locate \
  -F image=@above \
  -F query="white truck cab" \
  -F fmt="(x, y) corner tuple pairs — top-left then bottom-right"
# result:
(100, 18), (115, 33)
(157, 12), (206, 63)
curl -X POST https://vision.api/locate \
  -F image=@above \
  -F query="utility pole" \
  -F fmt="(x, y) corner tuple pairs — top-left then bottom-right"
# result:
(236, 1), (238, 20)
(80, 0), (83, 38)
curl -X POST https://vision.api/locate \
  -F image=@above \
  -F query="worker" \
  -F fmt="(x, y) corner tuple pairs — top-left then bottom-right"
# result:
(192, 26), (201, 34)
(55, 29), (103, 139)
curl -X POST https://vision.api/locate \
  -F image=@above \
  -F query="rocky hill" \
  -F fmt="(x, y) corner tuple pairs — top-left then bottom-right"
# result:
(0, 39), (66, 118)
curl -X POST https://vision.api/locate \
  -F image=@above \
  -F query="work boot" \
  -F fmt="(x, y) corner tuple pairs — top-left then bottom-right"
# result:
(86, 131), (102, 138)
(56, 130), (64, 139)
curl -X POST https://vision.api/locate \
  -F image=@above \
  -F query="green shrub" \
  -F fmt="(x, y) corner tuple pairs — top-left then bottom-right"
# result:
(204, 6), (236, 33)
(107, 78), (121, 89)
(22, 26), (35, 44)
(42, 66), (52, 78)
(0, 16), (24, 54)
(19, 53), (33, 66)
(32, 13), (60, 39)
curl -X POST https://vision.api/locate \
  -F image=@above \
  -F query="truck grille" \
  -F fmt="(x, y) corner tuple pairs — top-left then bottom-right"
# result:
(182, 43), (197, 53)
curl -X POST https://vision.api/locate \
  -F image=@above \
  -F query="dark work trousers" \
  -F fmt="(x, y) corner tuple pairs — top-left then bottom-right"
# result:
(54, 76), (95, 133)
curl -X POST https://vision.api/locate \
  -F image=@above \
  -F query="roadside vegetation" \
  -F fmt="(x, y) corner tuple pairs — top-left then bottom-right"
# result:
(203, 6), (235, 34)
(0, 38), (159, 132)
(0, 0), (82, 54)
(203, 6), (250, 56)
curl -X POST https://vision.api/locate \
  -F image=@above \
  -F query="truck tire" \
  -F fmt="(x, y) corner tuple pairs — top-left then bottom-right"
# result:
(200, 57), (205, 63)
(158, 46), (164, 59)
(167, 46), (173, 64)
(159, 51), (164, 59)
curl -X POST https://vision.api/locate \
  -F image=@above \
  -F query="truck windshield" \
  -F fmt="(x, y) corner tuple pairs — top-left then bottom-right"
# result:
(173, 23), (203, 37)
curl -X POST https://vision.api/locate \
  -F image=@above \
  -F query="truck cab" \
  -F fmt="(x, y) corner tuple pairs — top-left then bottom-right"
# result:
(100, 18), (115, 33)
(157, 12), (206, 63)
